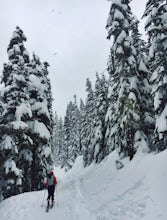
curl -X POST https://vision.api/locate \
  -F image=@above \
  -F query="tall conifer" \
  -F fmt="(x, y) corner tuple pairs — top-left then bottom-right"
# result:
(106, 0), (149, 159)
(0, 26), (31, 197)
(143, 0), (167, 151)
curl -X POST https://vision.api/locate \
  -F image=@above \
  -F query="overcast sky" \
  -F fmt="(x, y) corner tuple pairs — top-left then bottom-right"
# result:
(0, 0), (147, 117)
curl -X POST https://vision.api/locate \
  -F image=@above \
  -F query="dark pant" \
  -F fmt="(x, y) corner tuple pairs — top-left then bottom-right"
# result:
(47, 185), (55, 203)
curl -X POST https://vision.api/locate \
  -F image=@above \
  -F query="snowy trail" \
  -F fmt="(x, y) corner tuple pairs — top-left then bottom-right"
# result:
(0, 150), (167, 220)
(0, 186), (94, 220)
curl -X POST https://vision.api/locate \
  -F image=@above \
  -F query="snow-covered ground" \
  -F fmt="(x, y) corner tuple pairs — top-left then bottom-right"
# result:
(0, 150), (167, 220)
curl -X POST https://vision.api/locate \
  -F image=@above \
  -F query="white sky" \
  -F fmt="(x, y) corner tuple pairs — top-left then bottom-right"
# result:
(0, 0), (147, 117)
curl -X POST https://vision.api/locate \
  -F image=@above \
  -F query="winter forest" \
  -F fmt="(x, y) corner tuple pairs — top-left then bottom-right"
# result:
(0, 0), (166, 202)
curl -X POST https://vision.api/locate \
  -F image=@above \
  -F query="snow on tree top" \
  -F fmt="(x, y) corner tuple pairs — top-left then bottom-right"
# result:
(111, 0), (122, 8)
(11, 26), (26, 42)
(111, 0), (129, 12)
(12, 31), (20, 39)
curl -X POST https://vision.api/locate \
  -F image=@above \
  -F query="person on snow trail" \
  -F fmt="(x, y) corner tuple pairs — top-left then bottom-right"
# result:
(45, 170), (57, 206)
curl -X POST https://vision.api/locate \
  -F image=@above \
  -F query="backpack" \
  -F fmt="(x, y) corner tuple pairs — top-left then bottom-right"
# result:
(47, 175), (54, 186)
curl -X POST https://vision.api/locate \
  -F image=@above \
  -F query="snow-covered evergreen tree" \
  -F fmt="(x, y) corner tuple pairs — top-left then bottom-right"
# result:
(143, 0), (167, 151)
(78, 98), (85, 155)
(42, 61), (54, 132)
(81, 78), (95, 166)
(106, 0), (149, 159)
(131, 15), (154, 148)
(52, 111), (59, 163)
(0, 26), (31, 198)
(105, 47), (119, 155)
(90, 73), (108, 163)
(28, 53), (52, 190)
(62, 96), (80, 170)
(62, 101), (73, 170)
(52, 112), (64, 166)
(68, 95), (80, 164)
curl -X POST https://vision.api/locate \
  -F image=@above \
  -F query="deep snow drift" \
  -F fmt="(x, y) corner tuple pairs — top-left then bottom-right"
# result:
(0, 150), (167, 220)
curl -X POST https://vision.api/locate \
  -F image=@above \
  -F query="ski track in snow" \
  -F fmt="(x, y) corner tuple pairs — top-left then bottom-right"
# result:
(0, 151), (167, 220)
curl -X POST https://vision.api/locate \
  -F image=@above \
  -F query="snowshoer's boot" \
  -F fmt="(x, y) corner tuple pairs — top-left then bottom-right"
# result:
(50, 200), (54, 208)
(46, 199), (50, 212)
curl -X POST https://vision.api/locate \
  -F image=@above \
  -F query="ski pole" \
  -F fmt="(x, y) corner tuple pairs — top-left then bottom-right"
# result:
(56, 185), (59, 205)
(41, 190), (46, 207)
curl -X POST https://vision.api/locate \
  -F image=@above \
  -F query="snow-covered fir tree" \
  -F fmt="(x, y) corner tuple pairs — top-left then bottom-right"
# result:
(68, 95), (80, 164)
(143, 0), (167, 151)
(105, 47), (119, 155)
(52, 112), (64, 166)
(106, 0), (149, 160)
(81, 78), (95, 166)
(62, 96), (80, 170)
(62, 101), (74, 170)
(28, 53), (52, 190)
(52, 111), (59, 164)
(42, 61), (54, 132)
(131, 15), (154, 147)
(78, 98), (85, 156)
(0, 26), (31, 198)
(90, 73), (108, 163)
